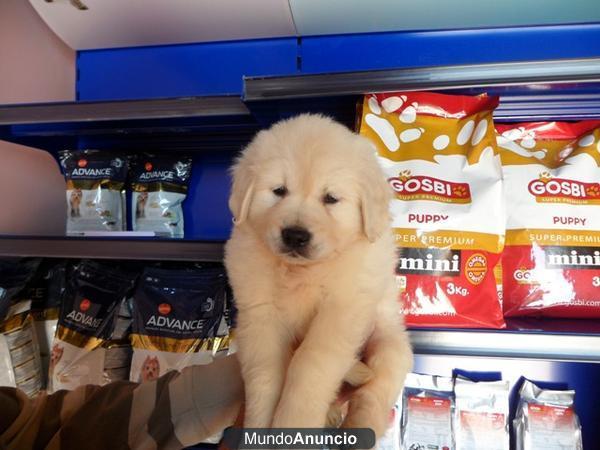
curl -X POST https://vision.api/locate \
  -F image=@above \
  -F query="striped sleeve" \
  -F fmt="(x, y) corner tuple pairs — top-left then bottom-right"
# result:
(0, 356), (243, 450)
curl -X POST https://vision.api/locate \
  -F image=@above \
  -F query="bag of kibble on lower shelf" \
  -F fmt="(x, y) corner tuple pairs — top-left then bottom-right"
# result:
(130, 155), (192, 238)
(497, 121), (600, 318)
(0, 297), (44, 397)
(514, 380), (583, 450)
(359, 92), (506, 328)
(454, 377), (510, 450)
(48, 261), (134, 392)
(129, 266), (229, 383)
(0, 258), (44, 396)
(401, 373), (455, 450)
(60, 149), (128, 234)
(23, 260), (66, 386)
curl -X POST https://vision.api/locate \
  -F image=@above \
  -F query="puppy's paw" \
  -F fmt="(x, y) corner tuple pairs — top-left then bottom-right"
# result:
(343, 361), (373, 387)
(341, 391), (387, 437)
(325, 403), (344, 428)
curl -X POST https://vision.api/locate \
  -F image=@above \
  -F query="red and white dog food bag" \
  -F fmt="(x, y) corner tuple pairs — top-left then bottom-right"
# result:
(455, 377), (510, 450)
(497, 121), (600, 318)
(360, 92), (505, 328)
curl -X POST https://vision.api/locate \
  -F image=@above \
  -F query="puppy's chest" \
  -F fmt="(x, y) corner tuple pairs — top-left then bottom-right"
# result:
(273, 276), (326, 336)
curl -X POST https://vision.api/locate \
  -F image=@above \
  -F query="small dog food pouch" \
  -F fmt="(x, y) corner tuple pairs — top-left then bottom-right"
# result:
(514, 380), (583, 450)
(360, 92), (506, 328)
(455, 377), (510, 450)
(48, 261), (134, 392)
(401, 373), (455, 450)
(497, 121), (600, 318)
(60, 149), (128, 234)
(130, 155), (192, 238)
(129, 266), (228, 383)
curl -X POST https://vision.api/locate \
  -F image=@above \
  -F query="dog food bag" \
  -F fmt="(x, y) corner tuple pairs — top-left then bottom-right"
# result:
(130, 155), (192, 238)
(129, 266), (228, 383)
(22, 260), (66, 386)
(497, 121), (600, 318)
(401, 373), (455, 450)
(101, 297), (134, 384)
(360, 92), (506, 328)
(514, 380), (582, 450)
(49, 261), (134, 392)
(0, 297), (44, 397)
(60, 149), (128, 234)
(454, 377), (510, 450)
(0, 258), (42, 319)
(0, 258), (44, 396)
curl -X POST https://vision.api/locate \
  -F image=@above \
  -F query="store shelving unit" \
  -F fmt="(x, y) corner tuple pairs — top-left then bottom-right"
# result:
(2, 55), (600, 446)
(0, 236), (224, 261)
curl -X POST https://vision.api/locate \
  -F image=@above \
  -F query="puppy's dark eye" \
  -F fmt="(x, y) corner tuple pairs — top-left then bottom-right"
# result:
(273, 186), (288, 197)
(323, 193), (339, 204)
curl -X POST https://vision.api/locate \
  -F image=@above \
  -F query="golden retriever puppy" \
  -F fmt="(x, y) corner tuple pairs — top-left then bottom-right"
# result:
(224, 114), (413, 437)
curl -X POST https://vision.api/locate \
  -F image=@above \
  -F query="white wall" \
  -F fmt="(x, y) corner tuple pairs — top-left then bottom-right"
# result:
(0, 0), (75, 104)
(0, 0), (71, 235)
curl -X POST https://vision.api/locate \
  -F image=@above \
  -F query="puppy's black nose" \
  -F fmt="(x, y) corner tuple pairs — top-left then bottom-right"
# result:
(281, 226), (312, 249)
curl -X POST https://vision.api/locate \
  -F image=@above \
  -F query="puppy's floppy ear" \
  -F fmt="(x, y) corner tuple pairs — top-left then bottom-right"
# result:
(229, 154), (255, 225)
(358, 142), (392, 242)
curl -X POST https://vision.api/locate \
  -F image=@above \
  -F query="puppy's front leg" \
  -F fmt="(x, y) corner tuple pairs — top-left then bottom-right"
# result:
(271, 304), (373, 428)
(236, 304), (292, 428)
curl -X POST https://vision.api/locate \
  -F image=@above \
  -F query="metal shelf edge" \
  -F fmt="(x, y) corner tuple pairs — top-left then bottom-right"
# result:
(409, 329), (600, 362)
(0, 97), (250, 125)
(244, 58), (600, 100)
(0, 237), (225, 262)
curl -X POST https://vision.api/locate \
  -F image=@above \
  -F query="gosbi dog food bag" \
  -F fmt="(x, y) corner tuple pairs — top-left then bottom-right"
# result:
(130, 155), (192, 238)
(497, 121), (600, 318)
(129, 266), (229, 383)
(60, 149), (128, 234)
(401, 373), (455, 450)
(48, 261), (134, 392)
(454, 377), (510, 450)
(514, 380), (582, 450)
(359, 92), (505, 328)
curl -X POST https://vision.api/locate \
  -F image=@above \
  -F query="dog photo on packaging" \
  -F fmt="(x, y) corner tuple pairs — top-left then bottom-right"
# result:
(225, 114), (413, 437)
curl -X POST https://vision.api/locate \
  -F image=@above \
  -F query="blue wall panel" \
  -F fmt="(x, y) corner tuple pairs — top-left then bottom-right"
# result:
(77, 25), (600, 101)
(184, 151), (235, 241)
(77, 38), (298, 101)
(300, 24), (600, 73)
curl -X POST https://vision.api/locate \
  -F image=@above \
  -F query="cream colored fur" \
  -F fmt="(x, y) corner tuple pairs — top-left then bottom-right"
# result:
(224, 114), (413, 437)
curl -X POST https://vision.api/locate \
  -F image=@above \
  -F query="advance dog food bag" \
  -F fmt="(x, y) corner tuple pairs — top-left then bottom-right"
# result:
(0, 298), (44, 397)
(360, 92), (506, 328)
(130, 155), (192, 238)
(497, 121), (600, 317)
(49, 261), (134, 392)
(60, 149), (128, 234)
(23, 260), (66, 386)
(129, 266), (229, 383)
(0, 258), (44, 396)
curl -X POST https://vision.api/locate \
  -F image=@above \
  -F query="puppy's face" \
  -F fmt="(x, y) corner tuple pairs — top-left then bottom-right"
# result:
(230, 115), (391, 265)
